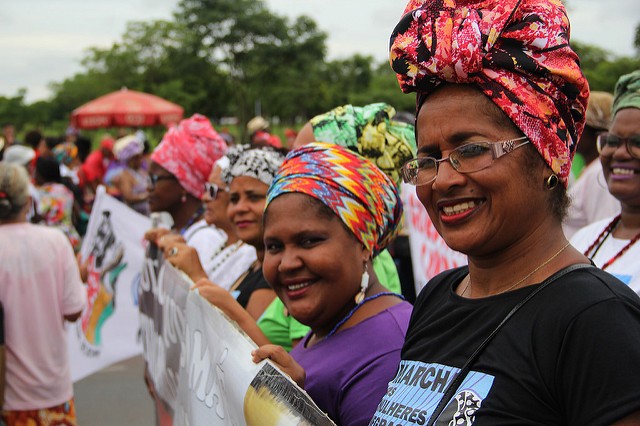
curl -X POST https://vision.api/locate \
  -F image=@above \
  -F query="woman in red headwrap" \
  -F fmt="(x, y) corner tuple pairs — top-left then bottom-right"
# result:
(145, 114), (229, 266)
(142, 114), (228, 425)
(370, 1), (640, 424)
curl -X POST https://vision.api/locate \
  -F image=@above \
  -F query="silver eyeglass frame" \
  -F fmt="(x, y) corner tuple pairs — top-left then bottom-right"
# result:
(401, 136), (530, 186)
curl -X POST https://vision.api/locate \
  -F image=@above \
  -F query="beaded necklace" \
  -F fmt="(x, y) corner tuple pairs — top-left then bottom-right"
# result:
(207, 241), (244, 274)
(325, 292), (405, 338)
(583, 214), (640, 270)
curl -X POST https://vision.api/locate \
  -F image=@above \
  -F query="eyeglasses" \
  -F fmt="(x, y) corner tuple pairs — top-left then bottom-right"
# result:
(596, 133), (640, 159)
(148, 174), (176, 187)
(203, 182), (228, 200)
(401, 136), (530, 186)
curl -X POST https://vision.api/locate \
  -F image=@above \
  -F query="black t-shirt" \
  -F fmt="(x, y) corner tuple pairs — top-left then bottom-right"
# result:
(234, 266), (271, 309)
(370, 266), (640, 426)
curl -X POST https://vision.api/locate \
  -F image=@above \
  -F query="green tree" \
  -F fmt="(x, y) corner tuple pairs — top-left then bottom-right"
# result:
(349, 62), (416, 113)
(0, 90), (28, 129)
(175, 0), (328, 134)
(572, 41), (640, 92)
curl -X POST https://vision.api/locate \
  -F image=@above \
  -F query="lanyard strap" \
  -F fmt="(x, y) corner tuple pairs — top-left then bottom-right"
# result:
(426, 263), (593, 426)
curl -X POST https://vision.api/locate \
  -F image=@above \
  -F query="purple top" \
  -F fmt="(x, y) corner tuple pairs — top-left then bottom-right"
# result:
(290, 302), (412, 426)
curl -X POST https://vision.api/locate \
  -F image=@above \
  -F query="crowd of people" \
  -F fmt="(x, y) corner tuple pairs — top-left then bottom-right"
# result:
(2, 0), (640, 424)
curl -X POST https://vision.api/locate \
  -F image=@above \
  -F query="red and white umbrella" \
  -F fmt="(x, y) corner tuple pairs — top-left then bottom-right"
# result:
(70, 88), (184, 129)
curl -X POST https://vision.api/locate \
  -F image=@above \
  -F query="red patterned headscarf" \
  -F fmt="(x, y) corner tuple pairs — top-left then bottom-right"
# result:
(151, 114), (227, 198)
(390, 0), (589, 186)
(266, 143), (402, 256)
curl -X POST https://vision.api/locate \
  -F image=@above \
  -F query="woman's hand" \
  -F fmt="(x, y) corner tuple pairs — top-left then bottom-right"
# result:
(158, 236), (207, 282)
(192, 278), (241, 314)
(144, 227), (171, 244)
(252, 344), (306, 388)
(192, 278), (272, 347)
(76, 252), (90, 282)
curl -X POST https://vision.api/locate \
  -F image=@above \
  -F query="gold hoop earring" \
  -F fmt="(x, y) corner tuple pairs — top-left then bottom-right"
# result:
(546, 174), (559, 190)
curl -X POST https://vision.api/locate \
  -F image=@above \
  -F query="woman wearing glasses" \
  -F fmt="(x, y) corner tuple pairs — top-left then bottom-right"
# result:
(156, 160), (258, 291)
(371, 1), (640, 425)
(183, 145), (284, 320)
(572, 70), (640, 293)
(146, 114), (228, 267)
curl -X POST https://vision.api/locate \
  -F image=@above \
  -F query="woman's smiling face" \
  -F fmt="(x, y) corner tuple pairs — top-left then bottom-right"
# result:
(262, 193), (367, 336)
(227, 175), (269, 250)
(415, 84), (551, 258)
(600, 107), (640, 211)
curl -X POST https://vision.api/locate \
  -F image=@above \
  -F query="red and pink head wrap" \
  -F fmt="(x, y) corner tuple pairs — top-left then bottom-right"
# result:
(390, 0), (589, 186)
(151, 114), (227, 198)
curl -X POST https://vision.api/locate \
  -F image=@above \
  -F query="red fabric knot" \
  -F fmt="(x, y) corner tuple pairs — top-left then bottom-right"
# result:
(389, 0), (589, 187)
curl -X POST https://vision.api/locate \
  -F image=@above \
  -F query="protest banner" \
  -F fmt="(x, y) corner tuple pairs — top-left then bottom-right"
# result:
(67, 186), (148, 381)
(401, 184), (467, 294)
(175, 292), (335, 426)
(141, 256), (335, 425)
(139, 260), (190, 415)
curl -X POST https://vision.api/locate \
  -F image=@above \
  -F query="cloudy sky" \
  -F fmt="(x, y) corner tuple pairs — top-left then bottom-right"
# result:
(1, 0), (637, 102)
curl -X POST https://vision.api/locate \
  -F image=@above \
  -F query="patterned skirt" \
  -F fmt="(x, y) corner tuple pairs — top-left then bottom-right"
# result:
(1, 398), (76, 426)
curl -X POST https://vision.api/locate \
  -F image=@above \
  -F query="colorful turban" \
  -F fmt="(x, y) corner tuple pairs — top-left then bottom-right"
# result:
(221, 145), (285, 186)
(266, 142), (402, 256)
(52, 142), (78, 167)
(114, 135), (144, 163)
(390, 0), (589, 186)
(151, 114), (227, 198)
(310, 103), (416, 186)
(612, 70), (640, 117)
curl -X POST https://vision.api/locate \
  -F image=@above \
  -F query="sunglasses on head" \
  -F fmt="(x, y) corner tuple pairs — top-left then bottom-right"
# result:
(204, 182), (228, 199)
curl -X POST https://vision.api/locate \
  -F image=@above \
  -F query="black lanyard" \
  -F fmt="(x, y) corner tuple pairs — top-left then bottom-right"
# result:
(426, 263), (593, 426)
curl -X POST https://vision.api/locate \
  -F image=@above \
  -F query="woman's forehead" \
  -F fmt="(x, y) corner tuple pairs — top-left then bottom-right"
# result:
(610, 108), (640, 134)
(417, 89), (510, 147)
(229, 175), (268, 191)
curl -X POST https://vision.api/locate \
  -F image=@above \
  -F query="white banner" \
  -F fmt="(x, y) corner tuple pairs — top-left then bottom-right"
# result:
(139, 260), (190, 413)
(401, 184), (467, 294)
(175, 292), (335, 426)
(67, 186), (148, 381)
(141, 258), (335, 425)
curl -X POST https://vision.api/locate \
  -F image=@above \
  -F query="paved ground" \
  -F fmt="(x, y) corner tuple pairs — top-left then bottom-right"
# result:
(74, 355), (155, 425)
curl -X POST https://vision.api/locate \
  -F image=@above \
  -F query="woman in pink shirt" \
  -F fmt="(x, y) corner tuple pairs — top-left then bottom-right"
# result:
(0, 163), (86, 425)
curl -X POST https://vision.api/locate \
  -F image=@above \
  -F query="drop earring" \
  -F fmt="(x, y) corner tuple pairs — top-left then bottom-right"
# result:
(355, 268), (370, 304)
(181, 192), (187, 203)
